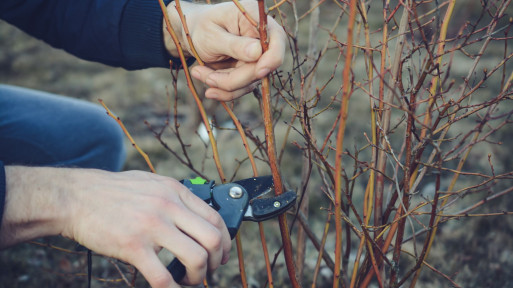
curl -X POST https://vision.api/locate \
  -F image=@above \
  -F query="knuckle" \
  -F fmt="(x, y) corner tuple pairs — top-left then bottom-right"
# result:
(270, 55), (284, 69)
(179, 187), (203, 204)
(189, 249), (209, 272)
(156, 195), (178, 211)
(122, 238), (145, 255)
(140, 212), (163, 228)
(150, 271), (173, 288)
(161, 176), (182, 190)
(277, 55), (285, 67)
(218, 77), (238, 92)
(205, 228), (223, 252)
(206, 209), (225, 229)
(122, 241), (149, 265)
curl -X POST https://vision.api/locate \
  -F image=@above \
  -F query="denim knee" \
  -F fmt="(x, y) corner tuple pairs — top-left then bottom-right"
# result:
(48, 101), (128, 172)
(90, 110), (127, 172)
(0, 85), (127, 171)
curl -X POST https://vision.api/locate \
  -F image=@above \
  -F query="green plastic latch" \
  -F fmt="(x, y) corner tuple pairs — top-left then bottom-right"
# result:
(190, 176), (207, 185)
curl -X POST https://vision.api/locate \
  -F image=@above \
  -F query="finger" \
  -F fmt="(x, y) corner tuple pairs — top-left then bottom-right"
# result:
(192, 63), (258, 93)
(157, 225), (209, 285)
(174, 189), (231, 270)
(205, 26), (263, 63)
(255, 16), (286, 76)
(131, 249), (179, 288)
(205, 82), (258, 101)
(163, 179), (231, 266)
(171, 205), (225, 273)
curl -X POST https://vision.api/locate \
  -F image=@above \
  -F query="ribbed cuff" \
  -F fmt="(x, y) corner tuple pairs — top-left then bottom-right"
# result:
(0, 161), (6, 232)
(120, 0), (176, 69)
(120, 0), (197, 70)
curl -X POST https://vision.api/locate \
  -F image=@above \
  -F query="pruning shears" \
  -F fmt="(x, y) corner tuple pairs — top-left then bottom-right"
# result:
(167, 175), (297, 282)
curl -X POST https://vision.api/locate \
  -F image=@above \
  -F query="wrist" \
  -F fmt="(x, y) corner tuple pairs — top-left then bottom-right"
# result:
(0, 166), (71, 248)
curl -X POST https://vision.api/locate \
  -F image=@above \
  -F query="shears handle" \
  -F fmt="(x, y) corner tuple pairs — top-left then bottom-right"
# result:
(167, 259), (187, 284)
(166, 179), (249, 283)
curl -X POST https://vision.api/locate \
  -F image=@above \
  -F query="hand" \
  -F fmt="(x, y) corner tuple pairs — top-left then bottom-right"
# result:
(164, 0), (286, 101)
(0, 166), (231, 288)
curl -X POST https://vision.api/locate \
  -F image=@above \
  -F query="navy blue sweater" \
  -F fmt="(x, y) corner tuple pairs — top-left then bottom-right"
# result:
(0, 0), (192, 236)
(1, 0), (175, 70)
(0, 161), (4, 234)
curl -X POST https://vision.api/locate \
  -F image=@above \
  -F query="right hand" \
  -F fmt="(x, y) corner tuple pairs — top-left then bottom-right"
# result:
(0, 166), (231, 288)
(64, 169), (232, 287)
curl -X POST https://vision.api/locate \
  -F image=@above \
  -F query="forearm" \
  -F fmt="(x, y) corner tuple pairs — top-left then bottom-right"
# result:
(0, 166), (70, 249)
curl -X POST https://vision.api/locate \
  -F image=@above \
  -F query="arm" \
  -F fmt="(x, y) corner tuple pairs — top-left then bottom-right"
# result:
(0, 0), (174, 69)
(1, 0), (287, 98)
(0, 165), (231, 287)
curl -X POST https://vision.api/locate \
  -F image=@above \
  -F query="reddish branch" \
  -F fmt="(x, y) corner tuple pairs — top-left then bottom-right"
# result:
(256, 0), (300, 286)
(333, 0), (357, 287)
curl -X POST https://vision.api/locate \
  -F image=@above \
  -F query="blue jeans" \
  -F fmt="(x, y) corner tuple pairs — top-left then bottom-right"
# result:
(0, 84), (126, 171)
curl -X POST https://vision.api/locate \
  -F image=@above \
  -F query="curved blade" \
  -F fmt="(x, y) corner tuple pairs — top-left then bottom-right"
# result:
(233, 175), (274, 199)
(244, 190), (297, 221)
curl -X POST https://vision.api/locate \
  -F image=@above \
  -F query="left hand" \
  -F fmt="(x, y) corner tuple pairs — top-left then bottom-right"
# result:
(163, 0), (286, 101)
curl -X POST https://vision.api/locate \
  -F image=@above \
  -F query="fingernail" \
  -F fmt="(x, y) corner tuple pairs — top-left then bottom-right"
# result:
(222, 254), (230, 265)
(206, 78), (217, 88)
(191, 69), (201, 80)
(246, 42), (261, 59)
(257, 68), (271, 79)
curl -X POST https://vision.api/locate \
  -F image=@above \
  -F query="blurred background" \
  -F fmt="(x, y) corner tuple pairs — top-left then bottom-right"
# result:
(1, 1), (513, 287)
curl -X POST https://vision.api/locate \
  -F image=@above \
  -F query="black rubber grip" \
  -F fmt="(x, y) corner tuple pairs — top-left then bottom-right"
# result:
(167, 258), (187, 283)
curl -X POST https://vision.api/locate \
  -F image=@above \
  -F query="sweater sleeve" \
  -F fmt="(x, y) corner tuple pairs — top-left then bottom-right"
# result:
(0, 161), (6, 233)
(0, 0), (184, 70)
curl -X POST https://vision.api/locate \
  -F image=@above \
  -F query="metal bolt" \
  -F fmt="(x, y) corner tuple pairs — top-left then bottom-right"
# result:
(229, 186), (243, 199)
(273, 201), (281, 208)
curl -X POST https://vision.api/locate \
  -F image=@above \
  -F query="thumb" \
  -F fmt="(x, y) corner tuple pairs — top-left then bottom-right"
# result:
(210, 29), (262, 62)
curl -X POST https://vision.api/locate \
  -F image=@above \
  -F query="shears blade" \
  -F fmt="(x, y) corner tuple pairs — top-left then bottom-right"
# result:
(234, 176), (296, 222)
(233, 175), (275, 199)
